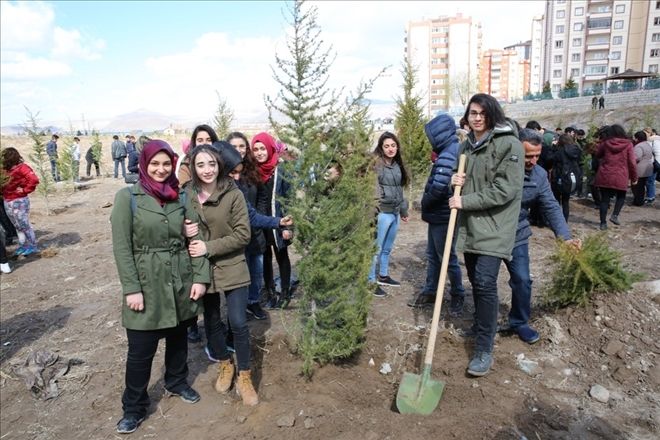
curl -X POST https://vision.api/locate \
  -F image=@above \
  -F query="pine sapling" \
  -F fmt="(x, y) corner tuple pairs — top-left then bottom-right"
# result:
(24, 108), (53, 214)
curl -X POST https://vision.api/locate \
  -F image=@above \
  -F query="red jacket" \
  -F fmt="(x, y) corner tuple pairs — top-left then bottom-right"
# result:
(2, 163), (40, 201)
(594, 138), (637, 191)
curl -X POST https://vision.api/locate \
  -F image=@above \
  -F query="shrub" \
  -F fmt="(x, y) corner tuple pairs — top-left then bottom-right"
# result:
(544, 234), (639, 308)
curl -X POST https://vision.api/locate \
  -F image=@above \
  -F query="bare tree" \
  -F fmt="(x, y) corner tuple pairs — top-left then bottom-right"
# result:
(449, 71), (478, 108)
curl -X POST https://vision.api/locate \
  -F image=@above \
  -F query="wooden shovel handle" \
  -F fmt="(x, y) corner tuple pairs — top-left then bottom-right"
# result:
(423, 154), (466, 367)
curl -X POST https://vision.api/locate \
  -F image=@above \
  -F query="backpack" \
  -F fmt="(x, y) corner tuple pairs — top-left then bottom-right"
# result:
(554, 149), (578, 194)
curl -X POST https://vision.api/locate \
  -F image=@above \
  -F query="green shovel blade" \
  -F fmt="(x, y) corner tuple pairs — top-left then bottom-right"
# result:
(396, 365), (445, 415)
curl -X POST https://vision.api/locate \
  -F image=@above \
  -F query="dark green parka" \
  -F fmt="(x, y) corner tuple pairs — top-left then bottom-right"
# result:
(111, 184), (210, 330)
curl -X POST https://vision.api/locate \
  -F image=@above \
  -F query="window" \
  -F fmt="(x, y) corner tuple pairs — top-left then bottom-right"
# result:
(614, 20), (624, 30)
(610, 51), (621, 60)
(556, 25), (565, 34)
(431, 100), (438, 105)
(655, 17), (660, 25)
(554, 55), (563, 63)
(571, 68), (580, 77)
(552, 84), (561, 93)
(589, 18), (612, 29)
(431, 59), (439, 65)
(649, 65), (659, 74)
(584, 65), (607, 75)
(432, 37), (448, 44)
(613, 36), (623, 45)
(556, 10), (565, 19)
(611, 67), (620, 75)
(574, 22), (584, 31)
(431, 89), (440, 95)
(553, 69), (562, 78)
(651, 49), (660, 57)
(573, 38), (582, 47)
(571, 53), (581, 62)
(555, 40), (564, 48)
(657, 1), (660, 9)
(652, 33), (660, 42)
(575, 7), (584, 16)
(615, 4), (625, 13)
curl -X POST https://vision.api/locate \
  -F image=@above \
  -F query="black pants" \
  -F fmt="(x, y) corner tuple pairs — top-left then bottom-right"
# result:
(552, 189), (571, 221)
(86, 160), (100, 177)
(122, 323), (189, 418)
(631, 177), (648, 206)
(203, 288), (250, 371)
(463, 253), (502, 354)
(264, 244), (291, 292)
(0, 203), (17, 242)
(599, 187), (626, 224)
(0, 226), (8, 264)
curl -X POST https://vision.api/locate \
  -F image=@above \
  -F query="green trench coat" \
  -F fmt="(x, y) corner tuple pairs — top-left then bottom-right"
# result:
(111, 184), (210, 330)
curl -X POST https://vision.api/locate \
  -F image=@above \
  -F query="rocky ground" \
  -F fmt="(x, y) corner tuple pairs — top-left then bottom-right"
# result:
(0, 159), (659, 439)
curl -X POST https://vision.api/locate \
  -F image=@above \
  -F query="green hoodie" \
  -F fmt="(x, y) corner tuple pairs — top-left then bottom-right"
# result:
(455, 124), (524, 261)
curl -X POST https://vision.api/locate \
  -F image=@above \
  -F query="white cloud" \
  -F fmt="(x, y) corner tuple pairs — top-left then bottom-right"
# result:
(1, 53), (72, 80)
(0, 1), (55, 50)
(51, 27), (105, 60)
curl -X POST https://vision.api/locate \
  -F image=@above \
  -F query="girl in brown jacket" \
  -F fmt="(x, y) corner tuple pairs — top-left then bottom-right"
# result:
(185, 144), (258, 406)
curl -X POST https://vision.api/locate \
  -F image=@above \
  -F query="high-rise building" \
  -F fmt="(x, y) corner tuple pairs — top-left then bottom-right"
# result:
(541, 0), (660, 96)
(480, 48), (529, 102)
(405, 13), (482, 117)
(530, 15), (545, 93)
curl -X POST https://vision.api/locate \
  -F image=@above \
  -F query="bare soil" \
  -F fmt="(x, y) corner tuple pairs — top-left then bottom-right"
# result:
(1, 169), (659, 439)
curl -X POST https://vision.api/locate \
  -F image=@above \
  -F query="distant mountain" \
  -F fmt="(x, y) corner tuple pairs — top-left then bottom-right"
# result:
(0, 124), (61, 136)
(103, 109), (181, 133)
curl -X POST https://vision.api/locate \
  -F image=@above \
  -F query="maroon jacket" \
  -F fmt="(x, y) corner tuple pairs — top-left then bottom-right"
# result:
(594, 138), (637, 191)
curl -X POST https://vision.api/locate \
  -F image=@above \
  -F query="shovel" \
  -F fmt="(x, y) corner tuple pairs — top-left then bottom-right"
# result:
(396, 154), (466, 415)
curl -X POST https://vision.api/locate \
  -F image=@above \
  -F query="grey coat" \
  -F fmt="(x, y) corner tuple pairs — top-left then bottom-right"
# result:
(375, 159), (409, 217)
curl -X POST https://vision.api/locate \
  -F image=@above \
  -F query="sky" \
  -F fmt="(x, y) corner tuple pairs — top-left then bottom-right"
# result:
(0, 0), (545, 130)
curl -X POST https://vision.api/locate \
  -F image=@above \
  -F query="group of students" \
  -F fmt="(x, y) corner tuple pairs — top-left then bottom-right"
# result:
(109, 125), (294, 434)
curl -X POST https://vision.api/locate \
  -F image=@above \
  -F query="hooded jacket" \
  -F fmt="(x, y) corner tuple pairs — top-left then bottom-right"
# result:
(375, 159), (409, 217)
(594, 138), (637, 191)
(455, 124), (524, 261)
(633, 141), (654, 178)
(550, 142), (582, 193)
(421, 114), (460, 224)
(187, 178), (251, 293)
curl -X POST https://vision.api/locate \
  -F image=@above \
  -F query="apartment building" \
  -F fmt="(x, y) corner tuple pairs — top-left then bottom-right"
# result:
(480, 48), (529, 102)
(541, 0), (660, 96)
(405, 13), (482, 117)
(530, 15), (545, 94)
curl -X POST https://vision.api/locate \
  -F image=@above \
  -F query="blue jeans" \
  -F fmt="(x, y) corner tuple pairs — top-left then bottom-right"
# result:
(464, 253), (502, 354)
(368, 212), (399, 282)
(49, 158), (60, 181)
(647, 172), (656, 200)
(203, 287), (250, 371)
(503, 243), (532, 329)
(246, 251), (263, 304)
(422, 223), (464, 298)
(114, 158), (126, 178)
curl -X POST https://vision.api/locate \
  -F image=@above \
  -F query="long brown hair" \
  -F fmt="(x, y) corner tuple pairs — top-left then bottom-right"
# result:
(1, 147), (23, 170)
(226, 132), (262, 187)
(374, 131), (409, 187)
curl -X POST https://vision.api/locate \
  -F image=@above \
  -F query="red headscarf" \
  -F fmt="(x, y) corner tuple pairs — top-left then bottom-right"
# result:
(251, 132), (279, 183)
(138, 140), (180, 205)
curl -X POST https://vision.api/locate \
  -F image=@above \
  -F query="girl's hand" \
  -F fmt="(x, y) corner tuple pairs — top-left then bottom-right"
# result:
(401, 216), (409, 223)
(282, 230), (293, 240)
(126, 293), (144, 311)
(279, 215), (293, 227)
(188, 240), (207, 257)
(190, 283), (206, 300)
(183, 219), (199, 238)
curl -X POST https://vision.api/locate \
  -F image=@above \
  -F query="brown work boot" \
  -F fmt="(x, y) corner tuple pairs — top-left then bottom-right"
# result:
(236, 370), (259, 406)
(214, 359), (235, 394)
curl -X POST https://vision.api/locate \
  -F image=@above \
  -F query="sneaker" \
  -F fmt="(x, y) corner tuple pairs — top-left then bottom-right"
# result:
(187, 325), (202, 343)
(599, 223), (607, 231)
(407, 293), (435, 308)
(165, 386), (200, 404)
(373, 286), (388, 298)
(246, 302), (267, 320)
(377, 275), (400, 287)
(458, 325), (477, 338)
(0, 263), (11, 274)
(609, 215), (620, 226)
(205, 345), (220, 363)
(116, 415), (144, 434)
(448, 296), (465, 317)
(14, 246), (27, 256)
(20, 246), (38, 256)
(467, 351), (493, 377)
(516, 325), (540, 344)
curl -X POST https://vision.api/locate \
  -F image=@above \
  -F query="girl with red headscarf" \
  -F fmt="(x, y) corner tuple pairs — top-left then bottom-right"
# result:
(251, 132), (294, 308)
(110, 140), (209, 434)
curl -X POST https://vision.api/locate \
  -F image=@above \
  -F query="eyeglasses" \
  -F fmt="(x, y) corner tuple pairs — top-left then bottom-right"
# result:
(468, 111), (487, 119)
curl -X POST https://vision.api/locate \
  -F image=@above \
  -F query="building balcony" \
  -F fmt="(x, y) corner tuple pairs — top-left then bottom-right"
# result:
(585, 58), (609, 64)
(587, 28), (611, 36)
(587, 11), (612, 19)
(586, 43), (610, 51)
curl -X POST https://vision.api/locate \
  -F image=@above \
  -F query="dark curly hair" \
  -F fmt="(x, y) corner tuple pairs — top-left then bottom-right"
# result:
(1, 147), (23, 170)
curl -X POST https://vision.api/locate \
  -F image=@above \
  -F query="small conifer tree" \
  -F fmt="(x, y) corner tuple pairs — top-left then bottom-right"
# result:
(266, 0), (378, 377)
(394, 59), (431, 197)
(212, 92), (234, 140)
(24, 108), (53, 214)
